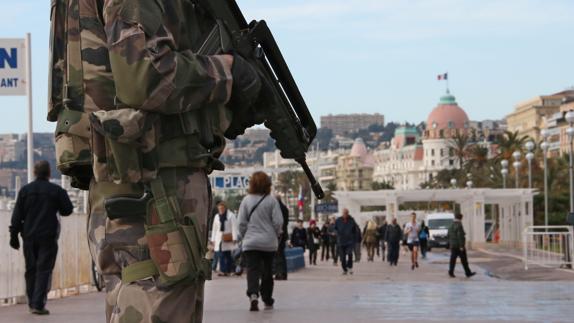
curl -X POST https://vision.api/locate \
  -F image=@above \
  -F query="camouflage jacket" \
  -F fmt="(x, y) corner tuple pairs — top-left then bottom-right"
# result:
(49, 0), (235, 185)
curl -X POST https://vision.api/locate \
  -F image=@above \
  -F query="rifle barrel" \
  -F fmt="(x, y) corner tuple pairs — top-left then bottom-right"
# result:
(296, 158), (325, 200)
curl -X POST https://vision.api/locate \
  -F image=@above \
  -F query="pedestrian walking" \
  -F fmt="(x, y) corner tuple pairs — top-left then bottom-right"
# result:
(378, 220), (388, 262)
(447, 213), (476, 278)
(237, 172), (283, 311)
(307, 220), (321, 265)
(290, 220), (307, 250)
(419, 220), (430, 259)
(354, 222), (362, 263)
(335, 208), (358, 275)
(320, 221), (331, 261)
(385, 218), (403, 266)
(363, 219), (379, 262)
(405, 213), (421, 270)
(274, 196), (289, 280)
(210, 201), (238, 276)
(401, 223), (409, 256)
(9, 161), (74, 315)
(328, 218), (339, 265)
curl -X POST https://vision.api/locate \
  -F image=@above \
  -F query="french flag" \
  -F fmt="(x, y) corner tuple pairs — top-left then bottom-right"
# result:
(437, 73), (448, 81)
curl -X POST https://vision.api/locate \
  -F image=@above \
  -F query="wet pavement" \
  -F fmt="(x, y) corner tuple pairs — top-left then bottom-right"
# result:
(1, 249), (573, 322)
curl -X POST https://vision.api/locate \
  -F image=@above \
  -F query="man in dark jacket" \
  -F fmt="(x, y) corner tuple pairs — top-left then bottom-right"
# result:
(385, 218), (402, 266)
(290, 220), (307, 250)
(274, 196), (289, 280)
(378, 220), (388, 261)
(334, 208), (358, 275)
(327, 218), (338, 265)
(447, 213), (476, 278)
(9, 161), (74, 315)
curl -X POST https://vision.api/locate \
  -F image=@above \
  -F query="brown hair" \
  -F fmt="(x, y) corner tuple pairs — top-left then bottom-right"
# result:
(248, 171), (272, 195)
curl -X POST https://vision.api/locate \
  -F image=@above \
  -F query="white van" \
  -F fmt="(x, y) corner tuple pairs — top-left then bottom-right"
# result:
(425, 213), (454, 250)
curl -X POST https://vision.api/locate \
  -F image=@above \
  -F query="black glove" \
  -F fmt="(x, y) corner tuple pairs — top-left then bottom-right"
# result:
(9, 233), (20, 250)
(229, 54), (261, 110)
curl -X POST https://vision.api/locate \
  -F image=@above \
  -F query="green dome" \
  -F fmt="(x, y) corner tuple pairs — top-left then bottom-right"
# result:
(439, 90), (457, 105)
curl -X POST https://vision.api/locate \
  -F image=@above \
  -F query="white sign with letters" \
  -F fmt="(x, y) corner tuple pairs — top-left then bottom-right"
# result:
(0, 39), (27, 96)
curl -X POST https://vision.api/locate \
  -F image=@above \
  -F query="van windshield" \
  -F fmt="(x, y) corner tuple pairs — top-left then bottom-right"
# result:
(428, 219), (453, 230)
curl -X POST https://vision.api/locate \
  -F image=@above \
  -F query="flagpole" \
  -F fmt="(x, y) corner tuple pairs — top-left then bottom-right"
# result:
(25, 33), (33, 183)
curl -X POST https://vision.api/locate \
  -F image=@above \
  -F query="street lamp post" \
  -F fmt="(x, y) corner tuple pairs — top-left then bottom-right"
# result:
(501, 160), (509, 189)
(541, 129), (550, 228)
(566, 111), (574, 214)
(525, 141), (535, 189)
(513, 150), (522, 188)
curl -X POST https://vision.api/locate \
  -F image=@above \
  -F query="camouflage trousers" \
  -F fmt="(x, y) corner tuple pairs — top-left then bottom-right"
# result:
(88, 168), (211, 323)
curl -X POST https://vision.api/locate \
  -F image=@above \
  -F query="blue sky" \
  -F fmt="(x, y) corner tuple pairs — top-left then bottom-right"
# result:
(1, 0), (573, 133)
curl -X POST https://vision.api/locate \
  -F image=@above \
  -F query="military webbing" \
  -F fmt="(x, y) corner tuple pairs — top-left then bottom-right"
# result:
(64, 0), (85, 110)
(121, 177), (174, 284)
(149, 177), (176, 224)
(121, 259), (158, 284)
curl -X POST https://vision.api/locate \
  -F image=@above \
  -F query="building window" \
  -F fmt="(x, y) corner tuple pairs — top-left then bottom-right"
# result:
(440, 149), (444, 157)
(431, 160), (435, 166)
(431, 149), (435, 157)
(449, 159), (454, 166)
(448, 121), (454, 129)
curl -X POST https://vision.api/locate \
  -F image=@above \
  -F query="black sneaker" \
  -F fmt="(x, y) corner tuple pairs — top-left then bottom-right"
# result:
(30, 308), (50, 315)
(466, 272), (476, 278)
(249, 295), (259, 312)
(448, 272), (456, 278)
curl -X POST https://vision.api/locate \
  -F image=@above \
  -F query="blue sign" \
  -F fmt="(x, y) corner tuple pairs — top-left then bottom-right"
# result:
(0, 39), (26, 96)
(315, 202), (338, 214)
(0, 48), (17, 69)
(212, 175), (250, 190)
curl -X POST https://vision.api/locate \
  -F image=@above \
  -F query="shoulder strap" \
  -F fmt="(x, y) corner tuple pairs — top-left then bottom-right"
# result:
(247, 194), (268, 223)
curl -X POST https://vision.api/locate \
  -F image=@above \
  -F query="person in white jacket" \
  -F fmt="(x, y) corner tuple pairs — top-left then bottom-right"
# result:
(211, 201), (238, 276)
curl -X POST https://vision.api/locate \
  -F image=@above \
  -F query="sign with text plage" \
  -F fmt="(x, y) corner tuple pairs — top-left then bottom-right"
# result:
(0, 38), (27, 96)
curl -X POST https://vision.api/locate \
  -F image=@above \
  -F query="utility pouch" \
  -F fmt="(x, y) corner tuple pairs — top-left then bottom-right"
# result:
(55, 109), (93, 189)
(89, 109), (159, 184)
(144, 178), (209, 287)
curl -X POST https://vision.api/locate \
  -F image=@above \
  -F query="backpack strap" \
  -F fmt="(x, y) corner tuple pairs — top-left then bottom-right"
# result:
(247, 194), (268, 223)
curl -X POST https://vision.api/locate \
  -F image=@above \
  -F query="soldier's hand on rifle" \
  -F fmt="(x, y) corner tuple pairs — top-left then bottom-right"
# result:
(229, 54), (261, 110)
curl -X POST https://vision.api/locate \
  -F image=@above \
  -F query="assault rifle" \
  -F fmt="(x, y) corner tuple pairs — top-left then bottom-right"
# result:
(197, 0), (325, 199)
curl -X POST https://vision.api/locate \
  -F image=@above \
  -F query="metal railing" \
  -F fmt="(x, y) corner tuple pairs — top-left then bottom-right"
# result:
(0, 211), (93, 303)
(523, 225), (574, 270)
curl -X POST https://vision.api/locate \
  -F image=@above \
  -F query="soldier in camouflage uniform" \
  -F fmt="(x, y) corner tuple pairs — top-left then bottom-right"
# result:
(49, 0), (261, 322)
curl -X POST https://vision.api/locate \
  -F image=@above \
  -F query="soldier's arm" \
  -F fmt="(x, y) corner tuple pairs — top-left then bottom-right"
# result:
(102, 0), (233, 114)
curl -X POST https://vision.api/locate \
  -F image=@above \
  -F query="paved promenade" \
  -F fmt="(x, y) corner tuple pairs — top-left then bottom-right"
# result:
(1, 250), (573, 322)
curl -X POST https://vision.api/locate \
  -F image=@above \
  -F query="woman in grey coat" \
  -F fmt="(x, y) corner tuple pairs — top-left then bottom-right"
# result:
(237, 171), (283, 312)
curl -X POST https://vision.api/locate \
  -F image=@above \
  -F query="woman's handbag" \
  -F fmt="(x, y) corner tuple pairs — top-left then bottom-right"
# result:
(222, 232), (234, 242)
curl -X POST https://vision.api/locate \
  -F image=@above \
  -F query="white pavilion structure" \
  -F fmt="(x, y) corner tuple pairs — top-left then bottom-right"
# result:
(335, 188), (537, 247)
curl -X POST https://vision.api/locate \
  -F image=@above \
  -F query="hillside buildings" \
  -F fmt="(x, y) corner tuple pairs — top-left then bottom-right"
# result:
(321, 113), (385, 135)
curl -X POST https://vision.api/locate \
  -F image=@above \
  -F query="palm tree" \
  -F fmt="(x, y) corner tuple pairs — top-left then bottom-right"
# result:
(496, 130), (529, 161)
(466, 144), (489, 170)
(449, 132), (471, 170)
